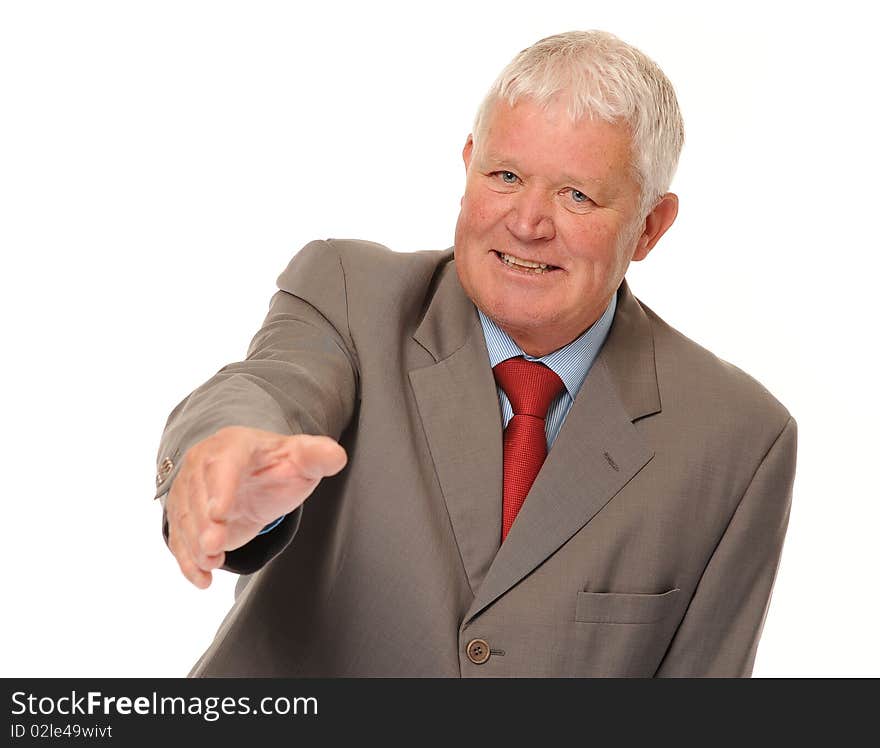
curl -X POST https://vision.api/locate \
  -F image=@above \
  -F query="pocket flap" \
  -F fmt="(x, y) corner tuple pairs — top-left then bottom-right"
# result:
(575, 588), (681, 624)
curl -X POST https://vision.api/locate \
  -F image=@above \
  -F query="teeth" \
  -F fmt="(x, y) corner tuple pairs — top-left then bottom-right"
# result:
(500, 252), (550, 270)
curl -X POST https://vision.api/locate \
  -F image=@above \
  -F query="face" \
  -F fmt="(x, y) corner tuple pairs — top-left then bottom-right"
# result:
(454, 96), (676, 356)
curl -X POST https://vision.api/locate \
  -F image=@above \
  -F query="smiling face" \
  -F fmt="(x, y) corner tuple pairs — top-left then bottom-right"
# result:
(454, 96), (677, 356)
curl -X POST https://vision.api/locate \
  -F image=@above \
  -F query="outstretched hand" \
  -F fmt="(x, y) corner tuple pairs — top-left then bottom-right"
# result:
(164, 426), (347, 588)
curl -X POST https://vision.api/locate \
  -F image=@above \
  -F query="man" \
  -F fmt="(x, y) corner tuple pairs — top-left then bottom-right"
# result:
(154, 30), (797, 677)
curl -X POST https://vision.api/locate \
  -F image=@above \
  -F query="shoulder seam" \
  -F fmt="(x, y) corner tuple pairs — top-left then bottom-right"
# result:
(323, 239), (362, 380)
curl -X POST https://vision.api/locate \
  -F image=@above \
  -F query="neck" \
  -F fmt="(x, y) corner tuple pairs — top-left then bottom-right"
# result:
(499, 309), (608, 358)
(502, 326), (585, 358)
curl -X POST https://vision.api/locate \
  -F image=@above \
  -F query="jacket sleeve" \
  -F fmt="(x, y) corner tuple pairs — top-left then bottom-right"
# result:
(153, 239), (359, 575)
(655, 415), (798, 677)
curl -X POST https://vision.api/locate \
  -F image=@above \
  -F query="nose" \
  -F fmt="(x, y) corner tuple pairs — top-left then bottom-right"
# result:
(505, 185), (556, 242)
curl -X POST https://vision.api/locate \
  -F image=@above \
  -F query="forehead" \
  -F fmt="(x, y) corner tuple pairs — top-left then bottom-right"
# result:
(478, 98), (635, 185)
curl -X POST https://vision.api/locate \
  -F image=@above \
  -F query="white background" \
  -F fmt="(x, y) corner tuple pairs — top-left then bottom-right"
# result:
(2, 0), (877, 677)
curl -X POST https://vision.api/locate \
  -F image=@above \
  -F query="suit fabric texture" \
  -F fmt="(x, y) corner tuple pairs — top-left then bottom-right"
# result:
(154, 238), (797, 677)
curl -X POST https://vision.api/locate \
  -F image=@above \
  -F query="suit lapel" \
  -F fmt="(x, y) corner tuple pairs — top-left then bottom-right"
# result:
(409, 253), (504, 594)
(409, 256), (662, 616)
(463, 277), (662, 624)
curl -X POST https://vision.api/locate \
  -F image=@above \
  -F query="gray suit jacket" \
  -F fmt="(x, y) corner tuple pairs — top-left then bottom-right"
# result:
(154, 238), (797, 677)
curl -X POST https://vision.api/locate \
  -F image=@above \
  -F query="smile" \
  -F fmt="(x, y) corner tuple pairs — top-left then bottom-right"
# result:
(493, 250), (560, 274)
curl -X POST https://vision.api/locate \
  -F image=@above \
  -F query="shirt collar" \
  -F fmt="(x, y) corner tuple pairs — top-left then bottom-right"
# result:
(478, 291), (617, 400)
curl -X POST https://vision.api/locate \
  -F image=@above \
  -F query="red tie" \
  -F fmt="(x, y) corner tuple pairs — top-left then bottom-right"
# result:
(493, 357), (566, 542)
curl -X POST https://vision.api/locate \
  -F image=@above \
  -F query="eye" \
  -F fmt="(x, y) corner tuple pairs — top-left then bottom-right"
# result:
(492, 170), (520, 184)
(569, 188), (591, 204)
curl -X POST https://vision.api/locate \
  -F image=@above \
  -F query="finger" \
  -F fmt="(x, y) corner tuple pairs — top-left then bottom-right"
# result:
(186, 465), (228, 571)
(175, 487), (203, 574)
(167, 517), (212, 589)
(179, 549), (213, 589)
(165, 470), (194, 563)
(198, 523), (228, 567)
(203, 441), (251, 524)
(166, 452), (221, 581)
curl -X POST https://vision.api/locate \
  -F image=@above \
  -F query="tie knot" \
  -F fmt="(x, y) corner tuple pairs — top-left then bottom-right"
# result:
(492, 357), (565, 418)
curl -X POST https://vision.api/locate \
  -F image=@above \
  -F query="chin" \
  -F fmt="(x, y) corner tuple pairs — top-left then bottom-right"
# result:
(487, 302), (550, 334)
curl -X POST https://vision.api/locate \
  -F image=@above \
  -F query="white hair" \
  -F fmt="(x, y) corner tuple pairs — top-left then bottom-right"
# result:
(472, 30), (685, 218)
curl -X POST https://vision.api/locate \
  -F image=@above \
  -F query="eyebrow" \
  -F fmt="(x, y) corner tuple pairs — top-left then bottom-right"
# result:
(561, 172), (605, 188)
(483, 152), (606, 187)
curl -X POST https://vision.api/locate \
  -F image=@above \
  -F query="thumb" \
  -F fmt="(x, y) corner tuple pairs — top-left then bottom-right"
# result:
(289, 435), (348, 480)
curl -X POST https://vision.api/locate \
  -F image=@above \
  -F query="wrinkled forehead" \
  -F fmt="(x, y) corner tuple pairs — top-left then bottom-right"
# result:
(473, 96), (638, 185)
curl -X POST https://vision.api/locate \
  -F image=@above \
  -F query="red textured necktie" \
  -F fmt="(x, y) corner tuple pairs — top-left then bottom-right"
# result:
(493, 357), (566, 542)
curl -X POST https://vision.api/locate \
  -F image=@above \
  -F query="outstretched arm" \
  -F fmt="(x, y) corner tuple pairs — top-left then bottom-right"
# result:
(153, 239), (359, 581)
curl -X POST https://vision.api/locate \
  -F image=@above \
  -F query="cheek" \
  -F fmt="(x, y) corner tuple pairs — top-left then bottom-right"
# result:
(461, 189), (503, 230)
(587, 219), (618, 245)
(564, 220), (621, 262)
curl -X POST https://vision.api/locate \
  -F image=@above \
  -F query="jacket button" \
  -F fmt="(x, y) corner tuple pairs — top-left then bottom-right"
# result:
(466, 638), (490, 665)
(156, 457), (174, 487)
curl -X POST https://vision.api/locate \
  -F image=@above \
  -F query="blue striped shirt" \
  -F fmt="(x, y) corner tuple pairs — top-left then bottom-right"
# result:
(478, 294), (617, 450)
(260, 291), (617, 534)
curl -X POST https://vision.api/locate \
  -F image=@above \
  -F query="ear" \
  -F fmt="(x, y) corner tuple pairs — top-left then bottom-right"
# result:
(462, 134), (474, 172)
(632, 193), (679, 262)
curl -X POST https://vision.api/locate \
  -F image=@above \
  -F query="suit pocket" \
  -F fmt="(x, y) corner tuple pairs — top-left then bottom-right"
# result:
(575, 588), (681, 624)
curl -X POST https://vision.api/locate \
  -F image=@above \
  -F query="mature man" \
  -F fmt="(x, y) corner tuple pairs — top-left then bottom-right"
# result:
(154, 30), (797, 677)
